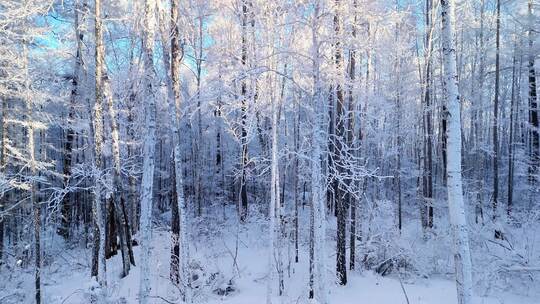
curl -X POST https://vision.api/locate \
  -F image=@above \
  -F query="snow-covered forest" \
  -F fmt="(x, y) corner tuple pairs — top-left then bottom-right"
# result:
(0, 0), (539, 303)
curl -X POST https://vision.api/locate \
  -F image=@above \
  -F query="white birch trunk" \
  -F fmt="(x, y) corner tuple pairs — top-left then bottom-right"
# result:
(310, 2), (327, 302)
(139, 0), (158, 302)
(266, 44), (281, 303)
(440, 1), (473, 303)
(93, 0), (107, 289)
(23, 42), (41, 304)
(157, 0), (191, 300)
(266, 83), (279, 304)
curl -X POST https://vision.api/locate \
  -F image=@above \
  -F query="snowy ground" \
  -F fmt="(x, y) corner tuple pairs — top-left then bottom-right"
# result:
(0, 207), (538, 304)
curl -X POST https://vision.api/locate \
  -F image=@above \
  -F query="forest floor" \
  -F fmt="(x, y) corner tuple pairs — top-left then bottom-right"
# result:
(0, 206), (538, 304)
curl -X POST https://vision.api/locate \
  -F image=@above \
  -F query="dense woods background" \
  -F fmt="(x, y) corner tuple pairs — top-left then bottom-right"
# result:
(0, 0), (539, 303)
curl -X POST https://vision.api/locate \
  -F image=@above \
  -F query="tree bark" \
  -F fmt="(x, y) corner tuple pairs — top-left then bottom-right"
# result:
(528, 0), (539, 183)
(239, 0), (249, 222)
(158, 0), (191, 299)
(293, 94), (299, 264)
(92, 0), (107, 289)
(492, 0), (501, 239)
(507, 37), (519, 215)
(23, 41), (41, 304)
(348, 0), (358, 271)
(0, 89), (8, 265)
(309, 2), (328, 302)
(139, 0), (158, 302)
(266, 53), (281, 304)
(103, 61), (135, 271)
(59, 0), (85, 240)
(423, 0), (434, 230)
(440, 1), (473, 303)
(333, 0), (347, 286)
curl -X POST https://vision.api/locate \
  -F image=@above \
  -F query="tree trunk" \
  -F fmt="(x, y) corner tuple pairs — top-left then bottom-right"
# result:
(216, 74), (225, 211)
(423, 0), (434, 230)
(293, 94), (299, 264)
(266, 57), (281, 303)
(0, 90), (8, 265)
(507, 37), (519, 216)
(196, 16), (203, 217)
(492, 0), (501, 239)
(126, 88), (138, 234)
(23, 42), (41, 304)
(103, 64), (135, 271)
(105, 197), (117, 259)
(158, 0), (191, 299)
(92, 0), (107, 288)
(59, 0), (84, 240)
(440, 1), (473, 303)
(139, 0), (158, 302)
(528, 0), (539, 184)
(333, 0), (347, 286)
(473, 0), (486, 225)
(309, 3), (328, 302)
(348, 0), (358, 271)
(393, 12), (403, 233)
(239, 0), (249, 222)
(170, 169), (180, 283)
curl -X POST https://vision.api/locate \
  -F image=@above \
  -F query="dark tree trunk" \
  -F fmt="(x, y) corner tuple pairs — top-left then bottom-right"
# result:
(308, 192), (315, 299)
(423, 0), (434, 230)
(294, 94), (300, 264)
(441, 103), (448, 186)
(91, 215), (99, 277)
(334, 0), (347, 285)
(239, 0), (249, 222)
(0, 97), (8, 265)
(508, 38), (519, 216)
(170, 161), (180, 284)
(528, 0), (539, 184)
(59, 0), (85, 240)
(348, 0), (358, 271)
(105, 197), (118, 259)
(33, 189), (41, 304)
(169, 0), (183, 285)
(60, 127), (74, 239)
(493, 0), (501, 240)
